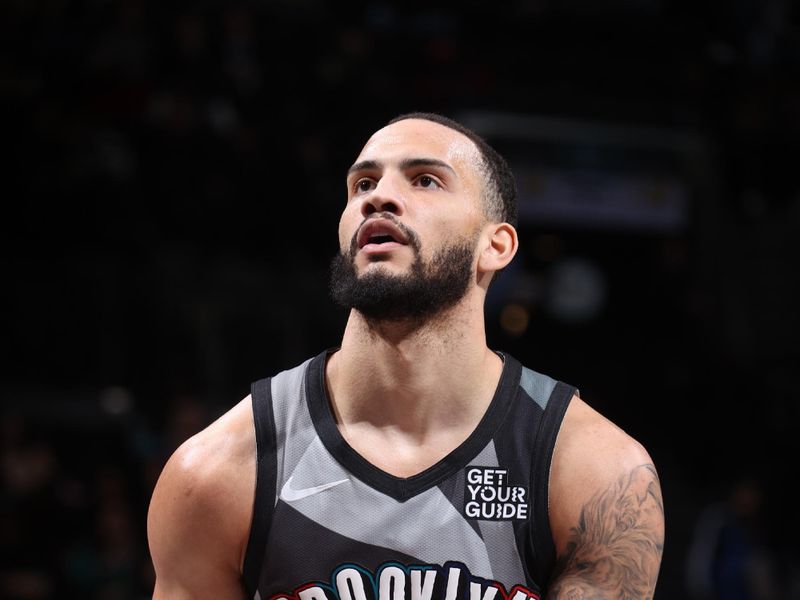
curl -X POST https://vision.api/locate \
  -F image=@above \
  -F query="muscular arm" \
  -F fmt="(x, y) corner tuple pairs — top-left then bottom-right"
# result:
(147, 397), (256, 600)
(546, 398), (665, 600)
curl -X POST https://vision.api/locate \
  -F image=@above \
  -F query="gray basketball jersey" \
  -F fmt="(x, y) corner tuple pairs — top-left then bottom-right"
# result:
(242, 350), (576, 600)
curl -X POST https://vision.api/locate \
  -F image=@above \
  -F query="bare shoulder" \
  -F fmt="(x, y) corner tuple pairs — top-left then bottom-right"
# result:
(147, 396), (256, 600)
(549, 395), (660, 532)
(547, 395), (664, 599)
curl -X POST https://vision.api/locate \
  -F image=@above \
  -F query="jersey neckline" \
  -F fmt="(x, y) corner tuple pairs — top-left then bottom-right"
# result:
(305, 348), (522, 502)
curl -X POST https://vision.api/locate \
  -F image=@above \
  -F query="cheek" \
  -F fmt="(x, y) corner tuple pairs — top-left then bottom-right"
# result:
(337, 220), (348, 250)
(338, 208), (358, 250)
(422, 212), (482, 243)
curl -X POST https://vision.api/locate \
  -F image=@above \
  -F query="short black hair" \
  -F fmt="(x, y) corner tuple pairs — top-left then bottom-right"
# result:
(387, 112), (517, 228)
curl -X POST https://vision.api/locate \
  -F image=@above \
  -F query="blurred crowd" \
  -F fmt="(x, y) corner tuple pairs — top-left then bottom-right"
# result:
(1, 392), (215, 599)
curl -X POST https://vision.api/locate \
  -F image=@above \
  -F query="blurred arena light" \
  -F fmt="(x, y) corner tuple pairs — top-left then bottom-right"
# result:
(500, 303), (531, 337)
(544, 257), (608, 323)
(99, 386), (133, 416)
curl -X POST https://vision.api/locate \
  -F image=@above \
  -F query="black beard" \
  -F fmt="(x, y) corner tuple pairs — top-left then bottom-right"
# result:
(329, 235), (477, 323)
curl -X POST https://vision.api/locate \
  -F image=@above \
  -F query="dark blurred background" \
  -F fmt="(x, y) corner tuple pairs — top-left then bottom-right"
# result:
(2, 0), (800, 598)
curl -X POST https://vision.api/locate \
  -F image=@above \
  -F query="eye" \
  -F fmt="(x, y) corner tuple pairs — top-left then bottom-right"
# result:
(354, 178), (376, 193)
(415, 175), (441, 189)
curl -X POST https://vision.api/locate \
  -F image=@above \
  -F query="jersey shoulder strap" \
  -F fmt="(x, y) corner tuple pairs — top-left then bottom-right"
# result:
(520, 365), (576, 585)
(242, 376), (277, 595)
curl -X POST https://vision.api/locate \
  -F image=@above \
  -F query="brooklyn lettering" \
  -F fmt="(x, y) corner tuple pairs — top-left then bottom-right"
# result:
(270, 561), (540, 600)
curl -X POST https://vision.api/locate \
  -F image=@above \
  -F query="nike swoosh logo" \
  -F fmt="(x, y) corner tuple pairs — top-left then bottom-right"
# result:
(280, 475), (350, 502)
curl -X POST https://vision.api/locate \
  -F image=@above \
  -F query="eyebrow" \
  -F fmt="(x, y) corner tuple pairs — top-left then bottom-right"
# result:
(346, 157), (457, 178)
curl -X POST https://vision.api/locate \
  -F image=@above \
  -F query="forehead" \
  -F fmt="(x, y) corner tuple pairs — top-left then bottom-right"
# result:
(355, 119), (482, 175)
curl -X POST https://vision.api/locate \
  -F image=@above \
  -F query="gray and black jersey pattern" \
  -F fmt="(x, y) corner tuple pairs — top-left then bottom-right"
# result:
(242, 350), (576, 600)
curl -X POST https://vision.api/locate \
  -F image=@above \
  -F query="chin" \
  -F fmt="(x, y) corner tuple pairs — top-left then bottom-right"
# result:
(358, 257), (409, 272)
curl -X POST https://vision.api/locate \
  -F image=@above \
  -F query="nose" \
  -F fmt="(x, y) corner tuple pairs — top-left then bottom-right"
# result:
(360, 174), (405, 218)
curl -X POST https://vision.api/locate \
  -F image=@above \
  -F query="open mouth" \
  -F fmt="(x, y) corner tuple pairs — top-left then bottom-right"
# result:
(356, 219), (409, 250)
(367, 234), (396, 245)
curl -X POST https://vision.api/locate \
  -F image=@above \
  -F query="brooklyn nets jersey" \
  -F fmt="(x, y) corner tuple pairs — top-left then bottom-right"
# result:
(242, 350), (576, 600)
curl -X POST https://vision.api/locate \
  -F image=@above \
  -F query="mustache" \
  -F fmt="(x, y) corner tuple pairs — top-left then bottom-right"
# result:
(348, 212), (421, 257)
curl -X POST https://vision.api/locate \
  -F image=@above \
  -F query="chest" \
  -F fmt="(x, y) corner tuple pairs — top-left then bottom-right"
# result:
(263, 433), (539, 600)
(338, 425), (479, 479)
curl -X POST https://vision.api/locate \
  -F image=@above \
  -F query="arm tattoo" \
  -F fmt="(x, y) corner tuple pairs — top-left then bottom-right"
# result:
(547, 464), (664, 600)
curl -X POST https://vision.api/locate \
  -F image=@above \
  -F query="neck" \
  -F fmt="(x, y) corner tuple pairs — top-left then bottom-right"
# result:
(326, 293), (503, 437)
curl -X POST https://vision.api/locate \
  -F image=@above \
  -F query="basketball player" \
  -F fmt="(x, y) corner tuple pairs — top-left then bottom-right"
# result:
(147, 113), (664, 599)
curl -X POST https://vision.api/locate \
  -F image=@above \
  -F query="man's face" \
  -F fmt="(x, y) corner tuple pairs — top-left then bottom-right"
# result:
(330, 118), (487, 321)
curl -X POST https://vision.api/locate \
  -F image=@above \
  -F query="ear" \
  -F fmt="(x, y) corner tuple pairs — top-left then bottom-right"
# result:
(477, 222), (518, 275)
